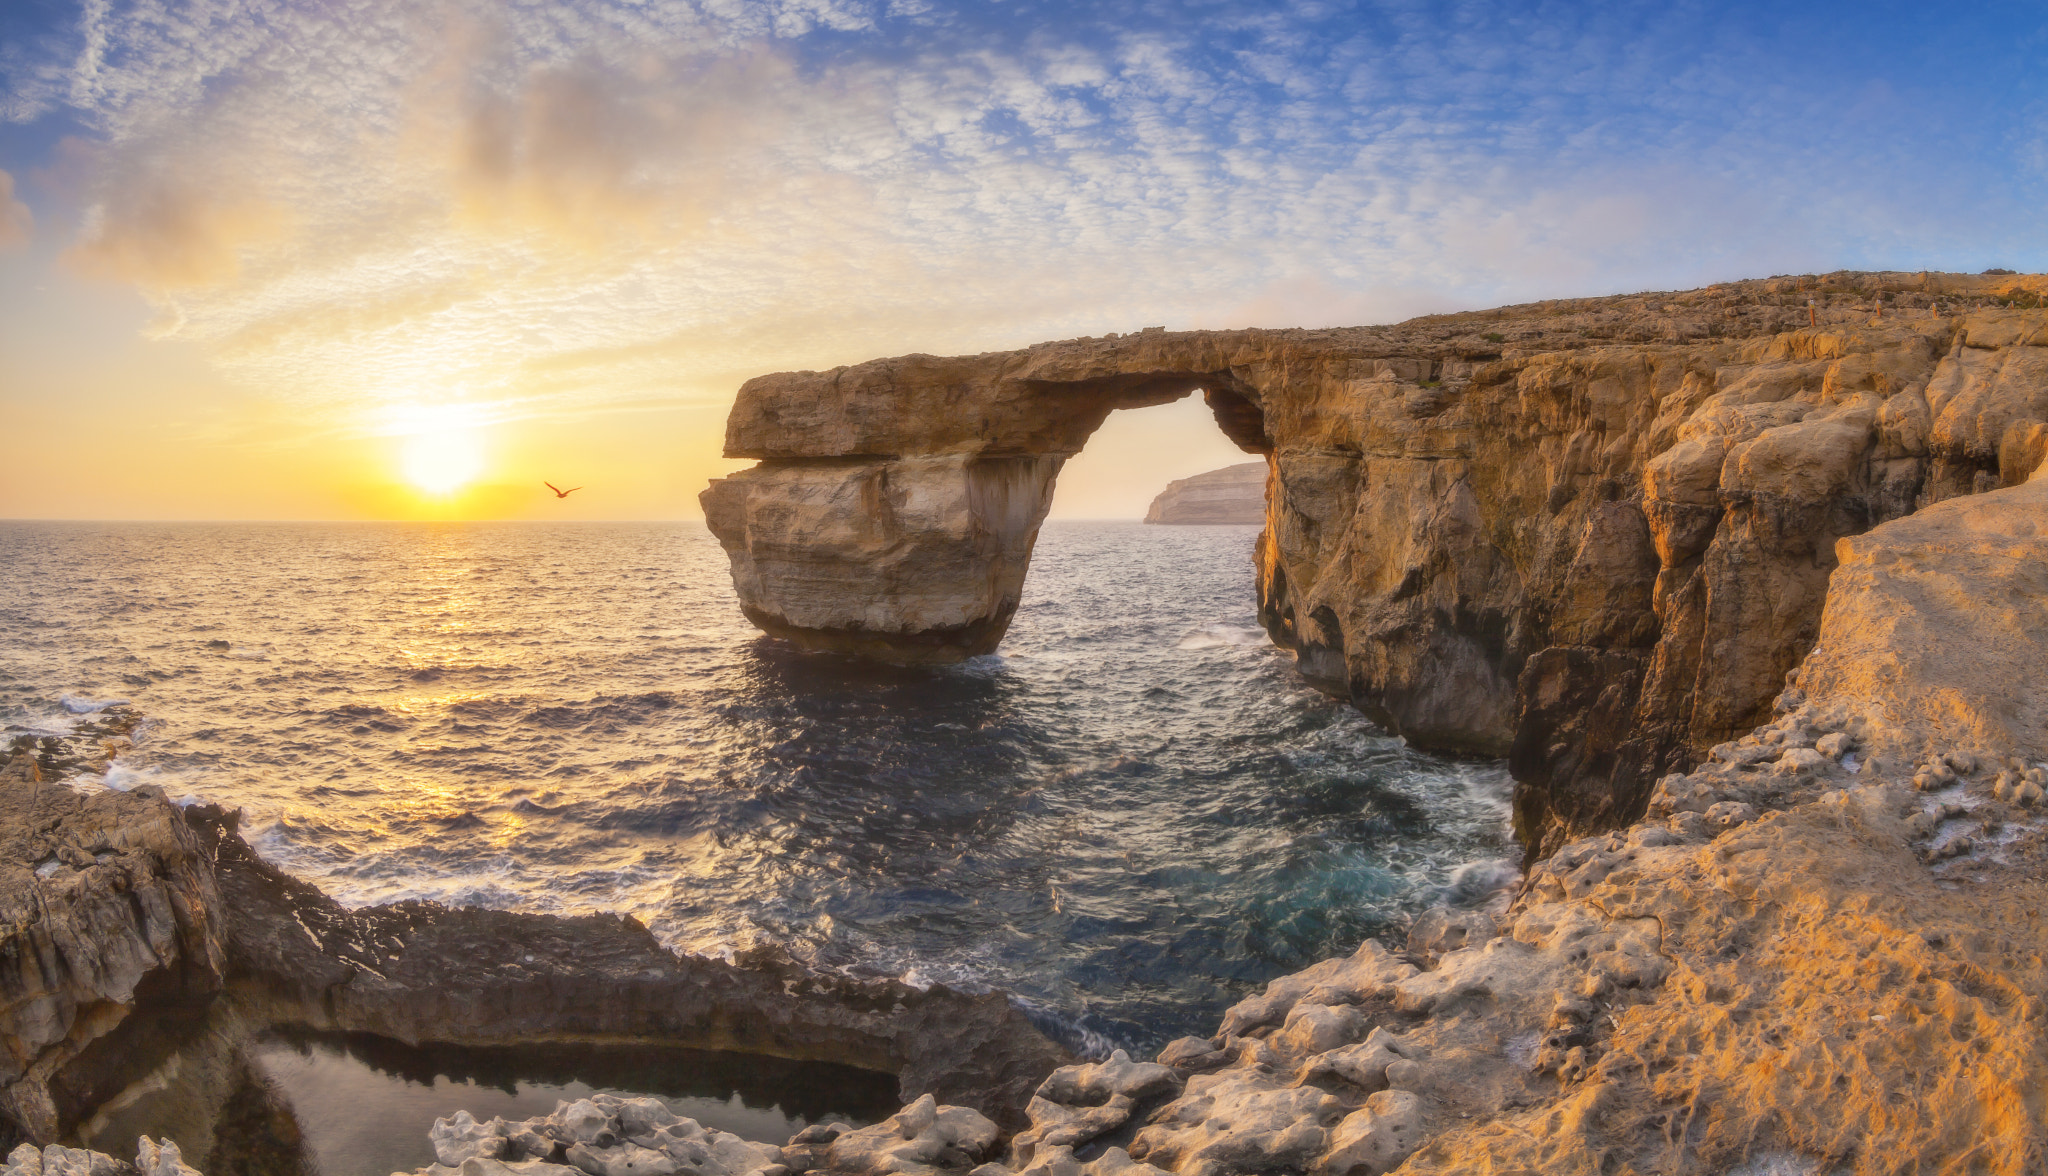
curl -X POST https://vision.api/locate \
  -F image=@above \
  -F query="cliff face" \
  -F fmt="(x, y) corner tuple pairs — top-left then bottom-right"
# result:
(0, 757), (226, 1146)
(1107, 461), (2048, 1176)
(1144, 463), (1267, 524)
(705, 271), (2048, 850)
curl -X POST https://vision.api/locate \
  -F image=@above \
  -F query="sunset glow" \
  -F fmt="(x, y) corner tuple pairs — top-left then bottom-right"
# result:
(2, 3), (2046, 521)
(397, 410), (487, 497)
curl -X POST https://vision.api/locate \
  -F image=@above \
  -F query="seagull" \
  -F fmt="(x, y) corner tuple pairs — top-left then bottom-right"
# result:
(545, 481), (583, 498)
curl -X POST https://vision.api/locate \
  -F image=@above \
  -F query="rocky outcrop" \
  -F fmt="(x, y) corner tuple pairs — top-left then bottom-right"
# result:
(1143, 464), (1267, 524)
(701, 449), (2046, 1176)
(0, 766), (1070, 1151)
(704, 272), (2048, 852)
(5, 1135), (200, 1176)
(191, 804), (1069, 1132)
(0, 754), (226, 1147)
(415, 1093), (790, 1176)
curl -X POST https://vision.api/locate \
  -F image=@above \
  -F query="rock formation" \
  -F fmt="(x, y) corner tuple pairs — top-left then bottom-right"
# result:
(0, 754), (226, 1146)
(757, 446), (2048, 1176)
(187, 802), (1066, 1128)
(1143, 463), (1267, 524)
(5, 1135), (200, 1176)
(299, 451), (2048, 1176)
(416, 1094), (791, 1176)
(704, 272), (2048, 852)
(0, 749), (1069, 1156)
(55, 450), (2048, 1176)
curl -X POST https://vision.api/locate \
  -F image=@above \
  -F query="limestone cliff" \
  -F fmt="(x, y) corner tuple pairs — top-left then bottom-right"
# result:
(1144, 463), (1267, 524)
(704, 271), (2048, 851)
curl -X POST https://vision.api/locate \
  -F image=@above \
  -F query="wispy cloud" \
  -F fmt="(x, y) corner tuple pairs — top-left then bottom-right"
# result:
(5, 0), (2045, 437)
(0, 170), (31, 249)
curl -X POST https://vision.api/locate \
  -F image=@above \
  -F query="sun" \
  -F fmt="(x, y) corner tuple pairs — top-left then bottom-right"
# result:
(394, 405), (486, 496)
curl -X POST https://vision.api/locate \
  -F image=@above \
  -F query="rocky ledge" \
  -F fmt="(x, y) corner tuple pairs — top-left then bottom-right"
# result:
(1143, 463), (1267, 525)
(0, 750), (1070, 1160)
(703, 270), (2048, 854)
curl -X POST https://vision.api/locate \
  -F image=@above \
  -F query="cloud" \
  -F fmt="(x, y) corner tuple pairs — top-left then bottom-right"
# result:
(65, 159), (289, 286)
(0, 170), (30, 249)
(6, 0), (2046, 444)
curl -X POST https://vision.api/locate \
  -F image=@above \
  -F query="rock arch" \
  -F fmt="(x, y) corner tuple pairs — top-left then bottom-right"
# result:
(704, 274), (2048, 852)
(700, 336), (1272, 663)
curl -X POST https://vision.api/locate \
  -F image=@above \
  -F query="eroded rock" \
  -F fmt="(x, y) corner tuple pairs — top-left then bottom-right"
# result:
(411, 1095), (781, 1176)
(0, 780), (226, 1144)
(825, 1095), (999, 1176)
(705, 271), (2048, 855)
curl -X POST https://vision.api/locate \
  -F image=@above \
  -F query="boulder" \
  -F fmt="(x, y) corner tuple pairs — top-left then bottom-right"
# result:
(825, 1095), (1000, 1176)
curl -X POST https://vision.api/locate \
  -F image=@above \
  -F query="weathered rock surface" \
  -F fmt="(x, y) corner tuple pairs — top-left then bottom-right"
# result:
(0, 767), (1069, 1150)
(189, 805), (1069, 1132)
(409, 1094), (787, 1176)
(705, 271), (2048, 851)
(3, 1135), (199, 1176)
(836, 462), (2048, 1176)
(0, 758), (225, 1146)
(822, 1093), (1001, 1176)
(1143, 463), (1267, 525)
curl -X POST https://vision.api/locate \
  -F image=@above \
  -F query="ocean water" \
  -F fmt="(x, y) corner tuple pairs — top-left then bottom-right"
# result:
(0, 520), (1513, 1053)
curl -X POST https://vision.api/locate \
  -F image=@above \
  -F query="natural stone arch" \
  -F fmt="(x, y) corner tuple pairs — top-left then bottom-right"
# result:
(700, 338), (1273, 663)
(705, 275), (2048, 854)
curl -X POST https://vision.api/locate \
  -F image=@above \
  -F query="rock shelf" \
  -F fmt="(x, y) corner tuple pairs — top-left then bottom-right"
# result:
(0, 754), (1070, 1162)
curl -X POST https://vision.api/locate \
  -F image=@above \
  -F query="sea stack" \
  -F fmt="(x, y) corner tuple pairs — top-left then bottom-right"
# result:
(1143, 462), (1268, 524)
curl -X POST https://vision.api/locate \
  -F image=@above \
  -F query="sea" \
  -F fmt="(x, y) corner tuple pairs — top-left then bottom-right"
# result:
(0, 520), (1514, 1056)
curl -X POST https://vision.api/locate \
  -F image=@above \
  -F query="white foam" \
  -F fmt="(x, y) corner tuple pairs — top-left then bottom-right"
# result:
(1176, 623), (1267, 650)
(63, 760), (206, 801)
(1444, 857), (1520, 905)
(61, 693), (130, 714)
(9, 712), (80, 737)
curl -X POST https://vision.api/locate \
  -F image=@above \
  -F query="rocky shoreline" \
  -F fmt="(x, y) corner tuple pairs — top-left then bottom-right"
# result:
(383, 455), (2045, 1175)
(0, 747), (1071, 1165)
(9, 272), (2048, 1173)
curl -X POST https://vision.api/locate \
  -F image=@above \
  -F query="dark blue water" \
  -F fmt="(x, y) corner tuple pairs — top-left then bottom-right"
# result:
(0, 520), (1511, 1053)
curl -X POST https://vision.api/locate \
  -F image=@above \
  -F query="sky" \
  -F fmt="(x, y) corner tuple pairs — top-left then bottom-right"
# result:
(2, 1), (2046, 521)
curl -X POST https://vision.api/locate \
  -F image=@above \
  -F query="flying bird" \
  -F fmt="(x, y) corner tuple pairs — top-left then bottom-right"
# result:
(545, 482), (583, 498)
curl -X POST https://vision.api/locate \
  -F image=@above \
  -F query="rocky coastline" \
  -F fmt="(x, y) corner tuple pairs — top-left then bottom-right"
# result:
(0, 747), (1070, 1166)
(352, 444), (2048, 1175)
(701, 270), (2048, 858)
(1143, 464), (1267, 525)
(10, 271), (2048, 1174)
